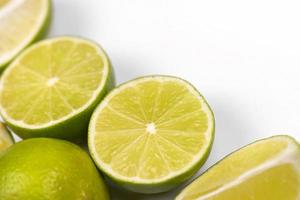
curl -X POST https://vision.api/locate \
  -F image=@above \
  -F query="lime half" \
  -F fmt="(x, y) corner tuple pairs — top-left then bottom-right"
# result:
(0, 0), (51, 69)
(88, 76), (215, 193)
(0, 122), (13, 154)
(176, 135), (300, 200)
(0, 37), (113, 139)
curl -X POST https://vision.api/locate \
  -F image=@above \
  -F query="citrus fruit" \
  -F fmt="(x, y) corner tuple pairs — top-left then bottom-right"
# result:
(0, 122), (13, 154)
(88, 75), (215, 193)
(0, 138), (109, 200)
(0, 36), (113, 140)
(176, 135), (300, 200)
(0, 0), (51, 70)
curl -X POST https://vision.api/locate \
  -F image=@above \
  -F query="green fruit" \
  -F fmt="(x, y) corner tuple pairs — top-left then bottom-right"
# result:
(0, 0), (51, 70)
(0, 36), (113, 140)
(176, 135), (300, 200)
(0, 138), (109, 200)
(88, 75), (215, 193)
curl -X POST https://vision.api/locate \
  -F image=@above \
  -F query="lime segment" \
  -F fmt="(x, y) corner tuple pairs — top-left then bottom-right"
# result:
(88, 76), (215, 193)
(0, 0), (51, 68)
(176, 135), (300, 200)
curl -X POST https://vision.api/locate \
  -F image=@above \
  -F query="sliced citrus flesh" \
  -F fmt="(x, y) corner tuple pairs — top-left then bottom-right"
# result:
(0, 122), (13, 154)
(88, 76), (215, 193)
(176, 135), (300, 200)
(0, 37), (112, 139)
(0, 0), (51, 69)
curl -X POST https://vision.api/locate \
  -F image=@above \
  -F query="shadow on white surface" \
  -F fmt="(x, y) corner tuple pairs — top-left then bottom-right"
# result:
(210, 95), (256, 157)
(108, 180), (179, 200)
(49, 1), (89, 37)
(111, 54), (150, 84)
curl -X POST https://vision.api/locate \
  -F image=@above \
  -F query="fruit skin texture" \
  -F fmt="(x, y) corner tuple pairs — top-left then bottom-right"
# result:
(1, 38), (115, 141)
(0, 138), (110, 200)
(0, 0), (52, 71)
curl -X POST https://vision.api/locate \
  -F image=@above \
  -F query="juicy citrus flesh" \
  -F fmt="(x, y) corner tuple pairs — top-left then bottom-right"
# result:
(0, 0), (50, 67)
(0, 138), (109, 200)
(89, 76), (214, 184)
(0, 37), (109, 128)
(0, 0), (10, 7)
(176, 135), (300, 200)
(0, 122), (13, 154)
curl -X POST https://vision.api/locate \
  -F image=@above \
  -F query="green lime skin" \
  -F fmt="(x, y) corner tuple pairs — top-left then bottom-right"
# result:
(0, 138), (110, 200)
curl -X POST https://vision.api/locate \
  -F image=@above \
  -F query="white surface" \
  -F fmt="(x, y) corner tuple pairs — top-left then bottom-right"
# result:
(18, 0), (300, 199)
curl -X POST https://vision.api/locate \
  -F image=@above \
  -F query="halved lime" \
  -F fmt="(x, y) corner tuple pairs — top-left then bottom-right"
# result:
(0, 122), (13, 154)
(176, 135), (300, 200)
(88, 76), (215, 193)
(0, 0), (51, 70)
(0, 37), (113, 139)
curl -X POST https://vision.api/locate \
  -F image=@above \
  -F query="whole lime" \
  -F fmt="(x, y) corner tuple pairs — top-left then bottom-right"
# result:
(0, 138), (109, 200)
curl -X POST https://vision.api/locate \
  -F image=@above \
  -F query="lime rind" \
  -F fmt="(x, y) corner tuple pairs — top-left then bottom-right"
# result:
(88, 75), (215, 193)
(0, 0), (52, 70)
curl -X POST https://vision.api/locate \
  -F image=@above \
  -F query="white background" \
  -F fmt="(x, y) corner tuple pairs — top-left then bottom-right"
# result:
(27, 0), (300, 199)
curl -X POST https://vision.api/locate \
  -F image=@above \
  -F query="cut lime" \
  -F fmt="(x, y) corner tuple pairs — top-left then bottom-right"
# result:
(0, 0), (51, 70)
(0, 122), (13, 154)
(176, 135), (300, 200)
(0, 37), (113, 139)
(0, 138), (109, 199)
(88, 76), (215, 193)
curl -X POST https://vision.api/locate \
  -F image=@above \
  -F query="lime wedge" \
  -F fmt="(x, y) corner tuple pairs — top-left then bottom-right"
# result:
(0, 37), (113, 139)
(0, 0), (51, 69)
(176, 135), (300, 200)
(0, 122), (13, 154)
(88, 76), (215, 193)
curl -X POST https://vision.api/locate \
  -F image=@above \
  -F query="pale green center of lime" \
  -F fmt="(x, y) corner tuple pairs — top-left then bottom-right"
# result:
(47, 77), (59, 87)
(146, 122), (156, 134)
